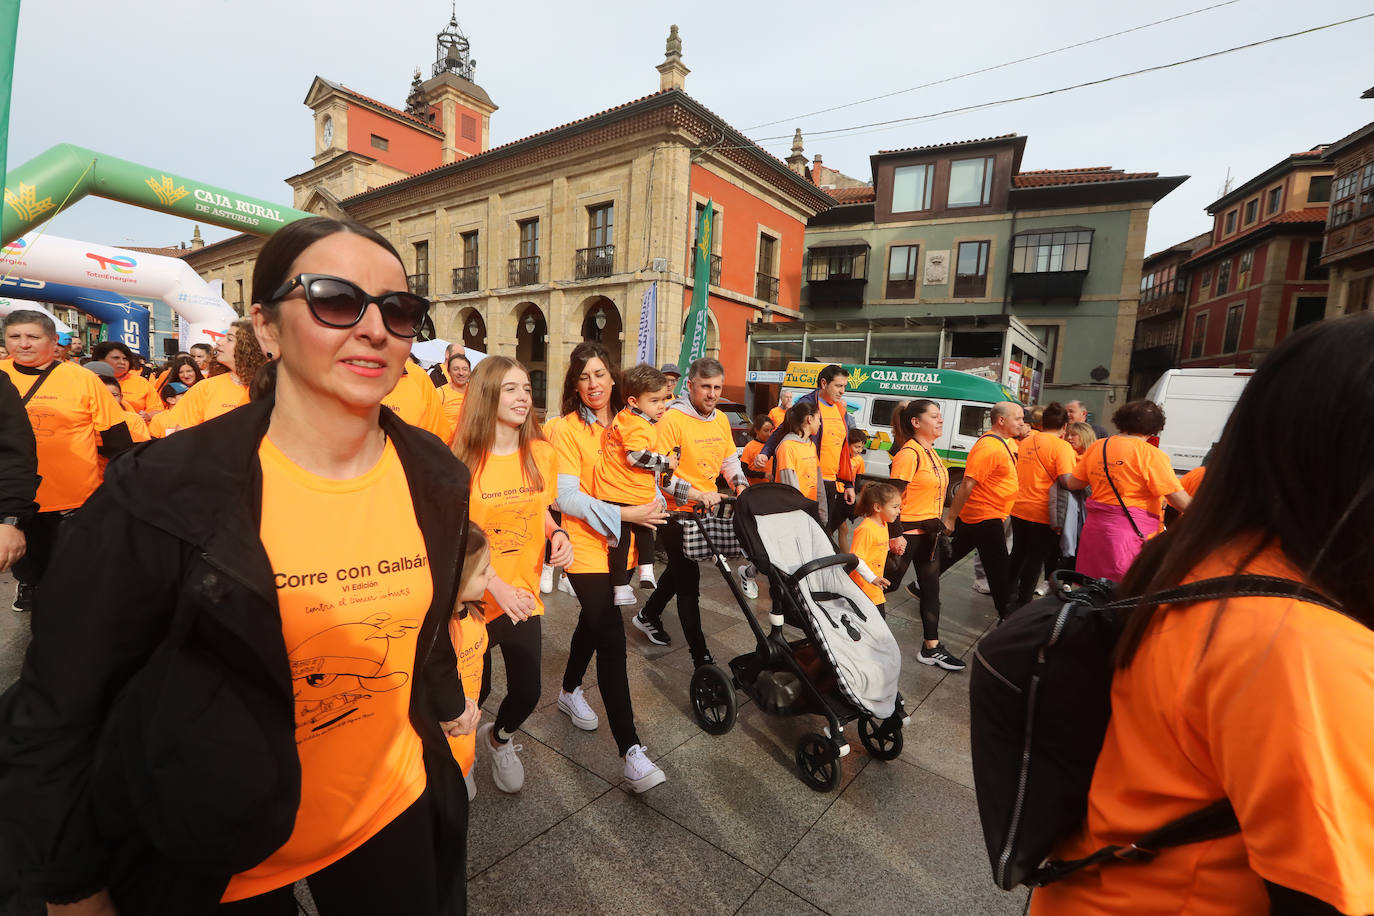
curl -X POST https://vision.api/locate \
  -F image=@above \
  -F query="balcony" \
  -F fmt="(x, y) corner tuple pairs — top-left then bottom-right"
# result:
(1137, 289), (1186, 318)
(1009, 270), (1086, 302)
(507, 255), (540, 287)
(1130, 343), (1177, 371)
(407, 273), (429, 297)
(452, 266), (479, 293)
(803, 277), (867, 309)
(755, 272), (779, 304)
(575, 244), (615, 280)
(690, 253), (722, 286)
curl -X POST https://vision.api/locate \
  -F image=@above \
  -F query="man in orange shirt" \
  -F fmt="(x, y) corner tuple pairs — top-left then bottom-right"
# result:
(940, 401), (1024, 618)
(767, 390), (793, 429)
(1007, 402), (1077, 609)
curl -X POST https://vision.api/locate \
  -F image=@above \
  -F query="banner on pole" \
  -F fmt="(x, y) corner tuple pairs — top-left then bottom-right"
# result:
(675, 200), (714, 396)
(635, 281), (657, 367)
(0, 1), (20, 197)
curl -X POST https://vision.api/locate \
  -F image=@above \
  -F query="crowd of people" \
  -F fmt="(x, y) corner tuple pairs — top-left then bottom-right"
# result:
(0, 214), (1368, 914)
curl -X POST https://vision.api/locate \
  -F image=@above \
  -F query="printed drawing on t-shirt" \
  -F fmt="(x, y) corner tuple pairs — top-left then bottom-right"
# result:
(289, 611), (418, 741)
(486, 506), (534, 557)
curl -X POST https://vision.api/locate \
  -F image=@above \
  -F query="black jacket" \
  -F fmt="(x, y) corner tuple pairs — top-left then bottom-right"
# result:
(0, 399), (471, 913)
(0, 371), (38, 521)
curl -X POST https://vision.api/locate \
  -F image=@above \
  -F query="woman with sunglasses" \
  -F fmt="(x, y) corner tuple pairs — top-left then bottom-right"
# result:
(0, 218), (477, 916)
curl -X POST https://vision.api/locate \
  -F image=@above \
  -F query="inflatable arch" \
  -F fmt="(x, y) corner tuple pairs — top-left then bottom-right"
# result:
(0, 275), (150, 354)
(0, 298), (74, 336)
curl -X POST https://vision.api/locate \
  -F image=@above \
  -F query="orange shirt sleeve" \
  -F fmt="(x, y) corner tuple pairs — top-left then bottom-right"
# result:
(1142, 441), (1182, 497)
(1180, 466), (1205, 496)
(1052, 437), (1076, 478)
(619, 414), (654, 454)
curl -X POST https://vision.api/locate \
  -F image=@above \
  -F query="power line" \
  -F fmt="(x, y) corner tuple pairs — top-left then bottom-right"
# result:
(753, 12), (1374, 144)
(743, 0), (1244, 132)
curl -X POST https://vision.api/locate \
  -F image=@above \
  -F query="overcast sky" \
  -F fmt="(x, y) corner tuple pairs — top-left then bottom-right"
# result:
(11, 0), (1374, 257)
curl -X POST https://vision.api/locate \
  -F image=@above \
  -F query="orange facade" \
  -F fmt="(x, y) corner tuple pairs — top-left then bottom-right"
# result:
(345, 104), (443, 175)
(428, 101), (485, 160)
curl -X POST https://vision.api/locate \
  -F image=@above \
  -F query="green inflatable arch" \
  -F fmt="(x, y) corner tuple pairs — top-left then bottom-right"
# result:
(2, 143), (312, 245)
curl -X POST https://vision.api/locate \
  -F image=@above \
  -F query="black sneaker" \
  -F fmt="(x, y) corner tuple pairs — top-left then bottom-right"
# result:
(905, 581), (921, 600)
(11, 583), (33, 613)
(633, 611), (671, 646)
(693, 653), (716, 669)
(917, 644), (966, 671)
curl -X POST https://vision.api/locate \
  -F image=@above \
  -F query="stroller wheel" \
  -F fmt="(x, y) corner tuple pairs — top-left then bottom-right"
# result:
(689, 664), (738, 736)
(858, 715), (904, 761)
(794, 732), (841, 792)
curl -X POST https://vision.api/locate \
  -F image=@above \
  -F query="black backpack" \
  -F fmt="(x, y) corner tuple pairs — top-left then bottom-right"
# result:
(969, 570), (1343, 890)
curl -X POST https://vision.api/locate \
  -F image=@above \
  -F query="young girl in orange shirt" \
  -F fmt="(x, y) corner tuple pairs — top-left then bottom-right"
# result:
(449, 525), (496, 803)
(775, 401), (822, 516)
(848, 482), (898, 617)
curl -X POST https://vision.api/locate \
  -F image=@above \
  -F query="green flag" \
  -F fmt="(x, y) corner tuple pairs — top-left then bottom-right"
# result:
(676, 199), (713, 396)
(0, 0), (19, 201)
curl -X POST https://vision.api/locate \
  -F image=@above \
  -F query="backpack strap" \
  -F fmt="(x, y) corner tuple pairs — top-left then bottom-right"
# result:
(1102, 436), (1146, 541)
(1103, 574), (1342, 615)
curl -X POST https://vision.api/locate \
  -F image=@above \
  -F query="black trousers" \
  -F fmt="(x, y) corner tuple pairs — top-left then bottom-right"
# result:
(822, 480), (849, 536)
(13, 509), (71, 588)
(479, 613), (543, 741)
(606, 517), (654, 588)
(884, 528), (943, 641)
(219, 790), (438, 915)
(641, 520), (709, 662)
(564, 571), (641, 755)
(941, 517), (1012, 618)
(1008, 516), (1060, 609)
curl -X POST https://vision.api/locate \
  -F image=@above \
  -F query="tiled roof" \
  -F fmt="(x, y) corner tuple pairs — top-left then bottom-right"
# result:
(1014, 168), (1159, 188)
(1268, 206), (1329, 224)
(823, 186), (876, 204)
(877, 133), (1018, 155)
(124, 245), (191, 258)
(1186, 207), (1328, 263)
(319, 77), (442, 134)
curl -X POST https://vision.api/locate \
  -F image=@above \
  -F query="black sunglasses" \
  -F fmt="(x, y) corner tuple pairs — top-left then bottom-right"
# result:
(270, 273), (430, 339)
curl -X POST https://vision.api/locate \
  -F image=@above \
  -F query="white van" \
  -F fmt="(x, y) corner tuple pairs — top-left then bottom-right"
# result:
(1145, 368), (1253, 473)
(778, 361), (1020, 484)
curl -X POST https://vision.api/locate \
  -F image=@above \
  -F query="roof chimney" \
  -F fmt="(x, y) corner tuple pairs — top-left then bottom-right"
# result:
(656, 25), (689, 92)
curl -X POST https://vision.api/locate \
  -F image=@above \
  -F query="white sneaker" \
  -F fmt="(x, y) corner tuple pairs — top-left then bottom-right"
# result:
(464, 767), (477, 802)
(557, 574), (575, 597)
(972, 579), (992, 595)
(613, 584), (637, 606)
(637, 564), (657, 589)
(540, 564), (555, 594)
(738, 565), (758, 599)
(479, 722), (525, 793)
(1035, 580), (1049, 597)
(558, 686), (599, 731)
(623, 744), (666, 794)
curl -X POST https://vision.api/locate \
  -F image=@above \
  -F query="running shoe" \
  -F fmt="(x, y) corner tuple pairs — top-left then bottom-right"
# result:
(540, 564), (555, 595)
(557, 574), (576, 597)
(613, 584), (637, 606)
(917, 644), (967, 671)
(623, 744), (666, 794)
(558, 686), (599, 731)
(632, 611), (671, 646)
(11, 583), (33, 613)
(971, 579), (992, 595)
(1035, 580), (1050, 596)
(638, 564), (657, 589)
(738, 565), (758, 599)
(479, 723), (526, 793)
(693, 652), (716, 669)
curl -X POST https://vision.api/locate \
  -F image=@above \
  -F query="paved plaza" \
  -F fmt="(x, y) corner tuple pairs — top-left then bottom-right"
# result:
(0, 556), (1030, 916)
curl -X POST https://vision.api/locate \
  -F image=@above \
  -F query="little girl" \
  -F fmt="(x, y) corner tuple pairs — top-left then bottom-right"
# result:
(848, 482), (899, 618)
(776, 400), (823, 521)
(448, 525), (495, 801)
(741, 414), (775, 484)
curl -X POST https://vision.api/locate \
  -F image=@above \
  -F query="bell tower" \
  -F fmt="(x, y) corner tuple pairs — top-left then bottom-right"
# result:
(419, 8), (498, 164)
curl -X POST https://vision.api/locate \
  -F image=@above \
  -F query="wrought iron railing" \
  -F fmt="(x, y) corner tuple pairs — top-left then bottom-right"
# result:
(507, 256), (540, 287)
(407, 273), (429, 297)
(575, 244), (615, 280)
(755, 272), (779, 304)
(690, 253), (722, 286)
(452, 266), (479, 293)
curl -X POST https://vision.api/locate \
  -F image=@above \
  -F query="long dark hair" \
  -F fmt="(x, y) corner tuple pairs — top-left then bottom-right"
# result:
(898, 399), (939, 445)
(1117, 313), (1374, 665)
(165, 354), (203, 386)
(783, 399), (818, 436)
(451, 356), (546, 493)
(559, 341), (623, 419)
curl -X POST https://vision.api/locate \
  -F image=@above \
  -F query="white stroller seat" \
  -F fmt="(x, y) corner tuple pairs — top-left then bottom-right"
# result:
(755, 510), (902, 720)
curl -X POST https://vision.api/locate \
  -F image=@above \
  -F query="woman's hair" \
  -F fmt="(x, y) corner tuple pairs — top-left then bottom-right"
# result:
(1118, 313), (1374, 664)
(232, 318), (268, 390)
(855, 481), (900, 517)
(1066, 421), (1096, 452)
(452, 356), (546, 491)
(3, 309), (56, 338)
(1111, 399), (1166, 436)
(1029, 404), (1045, 429)
(457, 524), (490, 614)
(91, 340), (133, 362)
(749, 413), (773, 437)
(889, 400), (911, 449)
(898, 399), (939, 445)
(250, 217), (404, 314)
(784, 399), (818, 436)
(1040, 401), (1068, 432)
(559, 341), (623, 418)
(166, 354), (203, 386)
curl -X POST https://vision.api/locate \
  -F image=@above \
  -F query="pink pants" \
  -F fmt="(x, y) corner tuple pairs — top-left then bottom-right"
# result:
(1075, 498), (1161, 581)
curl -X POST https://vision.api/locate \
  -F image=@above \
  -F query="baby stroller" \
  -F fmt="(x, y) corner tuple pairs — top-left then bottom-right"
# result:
(677, 482), (910, 791)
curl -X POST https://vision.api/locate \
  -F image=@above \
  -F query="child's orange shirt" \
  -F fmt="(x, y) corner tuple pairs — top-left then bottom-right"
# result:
(446, 606), (489, 775)
(591, 408), (661, 504)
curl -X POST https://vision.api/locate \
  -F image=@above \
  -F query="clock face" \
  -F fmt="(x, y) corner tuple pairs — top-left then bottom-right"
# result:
(322, 117), (334, 146)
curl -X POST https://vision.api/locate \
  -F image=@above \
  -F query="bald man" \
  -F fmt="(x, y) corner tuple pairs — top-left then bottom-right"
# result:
(940, 401), (1025, 621)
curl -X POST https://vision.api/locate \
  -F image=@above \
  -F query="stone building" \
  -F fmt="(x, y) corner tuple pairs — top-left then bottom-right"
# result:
(1320, 88), (1374, 316)
(1128, 230), (1210, 398)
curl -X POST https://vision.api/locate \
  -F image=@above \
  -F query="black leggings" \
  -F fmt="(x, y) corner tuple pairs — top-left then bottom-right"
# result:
(479, 613), (543, 742)
(883, 528), (943, 641)
(1008, 516), (1060, 609)
(563, 571), (641, 755)
(641, 520), (709, 662)
(941, 517), (1012, 618)
(606, 518), (654, 588)
(219, 790), (438, 915)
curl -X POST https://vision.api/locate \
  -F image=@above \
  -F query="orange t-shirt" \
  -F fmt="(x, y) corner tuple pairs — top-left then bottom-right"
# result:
(592, 408), (660, 504)
(959, 434), (1019, 524)
(1, 360), (125, 512)
(446, 607), (488, 776)
(816, 395), (847, 481)
(1011, 430), (1078, 526)
(549, 413), (611, 575)
(655, 408), (734, 511)
(1181, 465), (1206, 496)
(741, 439), (772, 482)
(148, 371), (248, 436)
(117, 371), (161, 416)
(889, 441), (947, 523)
(1033, 542), (1374, 916)
(847, 516), (889, 606)
(469, 442), (558, 622)
(438, 386), (466, 446)
(382, 361), (452, 444)
(224, 437), (432, 901)
(775, 437), (819, 502)
(1072, 436), (1181, 518)
(851, 454), (865, 478)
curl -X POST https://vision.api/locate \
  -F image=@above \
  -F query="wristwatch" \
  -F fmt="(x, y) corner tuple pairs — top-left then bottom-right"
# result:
(0, 516), (19, 527)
